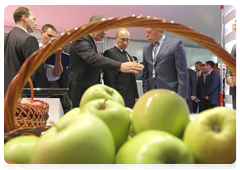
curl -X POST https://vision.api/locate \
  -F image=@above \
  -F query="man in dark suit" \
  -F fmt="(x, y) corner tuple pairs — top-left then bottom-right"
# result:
(39, 24), (65, 88)
(68, 14), (144, 108)
(186, 68), (196, 113)
(4, 7), (49, 96)
(203, 61), (220, 109)
(197, 64), (207, 112)
(142, 28), (188, 101)
(226, 44), (236, 110)
(103, 28), (139, 108)
(193, 61), (203, 113)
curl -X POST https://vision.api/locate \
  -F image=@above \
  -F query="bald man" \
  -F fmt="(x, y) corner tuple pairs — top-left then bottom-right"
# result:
(103, 28), (139, 108)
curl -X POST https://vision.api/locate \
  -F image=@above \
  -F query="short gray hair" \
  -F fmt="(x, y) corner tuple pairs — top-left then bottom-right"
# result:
(89, 14), (105, 23)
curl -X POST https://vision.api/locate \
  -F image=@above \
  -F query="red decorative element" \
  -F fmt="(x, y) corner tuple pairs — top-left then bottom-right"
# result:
(221, 5), (224, 9)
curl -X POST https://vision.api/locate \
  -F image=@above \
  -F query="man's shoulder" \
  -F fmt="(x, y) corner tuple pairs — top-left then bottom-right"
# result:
(143, 43), (152, 50)
(165, 37), (182, 43)
(105, 46), (119, 53)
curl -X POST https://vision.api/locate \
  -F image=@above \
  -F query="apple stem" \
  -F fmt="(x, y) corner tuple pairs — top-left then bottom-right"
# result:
(109, 90), (113, 96)
(166, 160), (175, 169)
(101, 99), (108, 110)
(49, 121), (60, 132)
(213, 124), (221, 133)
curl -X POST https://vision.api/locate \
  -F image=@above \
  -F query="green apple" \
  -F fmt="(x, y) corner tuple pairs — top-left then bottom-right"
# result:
(132, 89), (190, 138)
(31, 114), (115, 164)
(4, 135), (39, 164)
(79, 84), (125, 108)
(56, 107), (80, 125)
(80, 99), (130, 151)
(115, 130), (195, 164)
(183, 107), (236, 164)
(125, 107), (135, 137)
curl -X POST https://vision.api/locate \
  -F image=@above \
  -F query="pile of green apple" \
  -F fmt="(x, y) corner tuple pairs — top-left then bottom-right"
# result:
(4, 84), (236, 164)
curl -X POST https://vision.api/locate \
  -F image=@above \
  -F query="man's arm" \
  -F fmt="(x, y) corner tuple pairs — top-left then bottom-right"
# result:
(190, 70), (197, 100)
(54, 47), (64, 77)
(142, 49), (149, 94)
(175, 40), (188, 100)
(102, 49), (117, 89)
(203, 72), (220, 97)
(22, 36), (49, 88)
(75, 37), (143, 74)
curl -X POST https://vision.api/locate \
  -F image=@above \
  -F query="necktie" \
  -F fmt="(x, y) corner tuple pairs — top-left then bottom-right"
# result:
(122, 50), (130, 62)
(196, 72), (199, 81)
(153, 42), (160, 59)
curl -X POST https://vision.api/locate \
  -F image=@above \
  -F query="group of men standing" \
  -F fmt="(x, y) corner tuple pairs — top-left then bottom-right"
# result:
(5, 7), (233, 112)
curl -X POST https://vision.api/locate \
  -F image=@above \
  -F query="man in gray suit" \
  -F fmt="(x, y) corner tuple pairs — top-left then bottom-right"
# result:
(226, 19), (238, 110)
(142, 28), (188, 101)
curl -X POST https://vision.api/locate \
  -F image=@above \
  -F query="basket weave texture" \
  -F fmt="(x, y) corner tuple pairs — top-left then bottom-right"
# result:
(4, 15), (236, 133)
(15, 100), (49, 130)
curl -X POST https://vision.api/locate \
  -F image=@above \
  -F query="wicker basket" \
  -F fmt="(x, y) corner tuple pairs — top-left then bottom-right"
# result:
(13, 77), (49, 130)
(4, 15), (236, 134)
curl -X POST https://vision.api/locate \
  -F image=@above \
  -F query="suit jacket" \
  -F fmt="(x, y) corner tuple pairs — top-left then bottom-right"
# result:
(103, 46), (139, 108)
(226, 43), (238, 95)
(68, 35), (122, 107)
(197, 74), (207, 112)
(142, 37), (188, 98)
(187, 69), (196, 100)
(186, 69), (196, 113)
(203, 70), (220, 108)
(4, 27), (49, 96)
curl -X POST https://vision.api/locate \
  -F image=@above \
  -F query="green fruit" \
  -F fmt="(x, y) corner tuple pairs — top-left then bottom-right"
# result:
(115, 130), (195, 164)
(183, 107), (236, 164)
(4, 135), (39, 164)
(132, 89), (190, 138)
(80, 99), (130, 151)
(31, 114), (115, 164)
(79, 84), (124, 108)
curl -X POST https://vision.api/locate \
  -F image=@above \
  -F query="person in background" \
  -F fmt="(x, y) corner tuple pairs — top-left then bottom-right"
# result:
(142, 28), (188, 101)
(226, 44), (236, 110)
(132, 56), (138, 62)
(197, 64), (207, 112)
(4, 6), (49, 97)
(40, 24), (70, 113)
(186, 68), (196, 113)
(68, 14), (144, 108)
(39, 24), (65, 88)
(193, 61), (202, 113)
(103, 28), (139, 108)
(203, 61), (220, 109)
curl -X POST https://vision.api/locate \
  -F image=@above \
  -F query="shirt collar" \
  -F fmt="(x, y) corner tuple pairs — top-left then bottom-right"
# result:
(16, 26), (28, 33)
(153, 34), (165, 45)
(39, 42), (43, 48)
(89, 33), (97, 44)
(206, 69), (213, 75)
(115, 44), (124, 52)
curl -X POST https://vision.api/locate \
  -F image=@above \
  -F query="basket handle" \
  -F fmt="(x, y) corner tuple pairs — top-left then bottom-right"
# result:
(4, 15), (236, 134)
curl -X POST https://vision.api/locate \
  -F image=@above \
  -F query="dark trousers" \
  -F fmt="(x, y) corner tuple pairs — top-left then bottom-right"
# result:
(69, 82), (87, 108)
(192, 101), (198, 113)
(187, 100), (193, 113)
(232, 93), (236, 110)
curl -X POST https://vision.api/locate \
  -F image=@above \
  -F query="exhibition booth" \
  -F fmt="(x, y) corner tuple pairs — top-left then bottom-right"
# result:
(3, 5), (236, 166)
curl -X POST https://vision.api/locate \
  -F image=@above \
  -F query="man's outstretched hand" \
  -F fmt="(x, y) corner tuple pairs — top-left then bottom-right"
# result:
(120, 62), (144, 74)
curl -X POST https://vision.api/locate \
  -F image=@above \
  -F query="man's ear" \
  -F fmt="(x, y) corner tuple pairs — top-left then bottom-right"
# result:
(22, 15), (27, 22)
